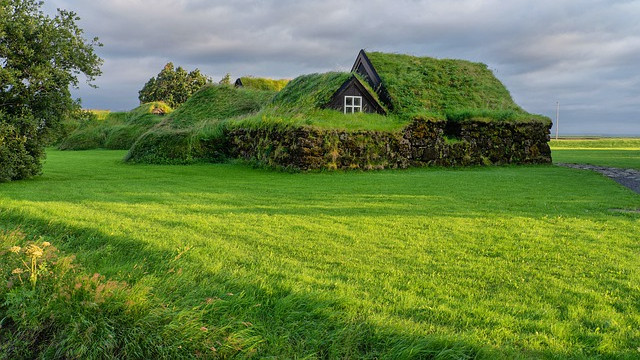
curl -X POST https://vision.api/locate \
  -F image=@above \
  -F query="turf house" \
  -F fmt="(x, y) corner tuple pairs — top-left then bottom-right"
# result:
(226, 50), (552, 170)
(125, 50), (552, 169)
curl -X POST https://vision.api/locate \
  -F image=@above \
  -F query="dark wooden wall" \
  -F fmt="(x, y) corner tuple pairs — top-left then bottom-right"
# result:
(326, 78), (385, 114)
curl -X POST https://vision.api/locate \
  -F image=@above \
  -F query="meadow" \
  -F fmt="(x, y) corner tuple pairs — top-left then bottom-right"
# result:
(0, 143), (639, 358)
(550, 138), (640, 170)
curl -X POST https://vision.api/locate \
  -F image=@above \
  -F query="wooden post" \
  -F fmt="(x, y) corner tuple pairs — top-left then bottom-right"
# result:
(555, 101), (560, 140)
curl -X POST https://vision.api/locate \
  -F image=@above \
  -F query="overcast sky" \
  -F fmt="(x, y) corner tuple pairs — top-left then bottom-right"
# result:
(44, 0), (640, 135)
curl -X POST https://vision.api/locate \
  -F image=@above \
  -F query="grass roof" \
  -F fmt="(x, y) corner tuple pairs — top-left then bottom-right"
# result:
(271, 72), (353, 112)
(234, 72), (410, 132)
(239, 76), (290, 91)
(128, 102), (172, 118)
(365, 51), (524, 115)
(168, 84), (276, 128)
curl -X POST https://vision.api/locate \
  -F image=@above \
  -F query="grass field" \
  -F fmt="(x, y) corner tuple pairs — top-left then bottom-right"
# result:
(551, 138), (640, 170)
(1, 149), (639, 358)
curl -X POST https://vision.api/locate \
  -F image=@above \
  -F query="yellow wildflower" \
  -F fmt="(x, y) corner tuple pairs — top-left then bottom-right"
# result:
(9, 246), (21, 253)
(12, 268), (24, 275)
(42, 241), (51, 247)
(25, 244), (43, 258)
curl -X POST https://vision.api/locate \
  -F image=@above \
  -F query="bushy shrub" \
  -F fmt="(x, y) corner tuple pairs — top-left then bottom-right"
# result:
(0, 0), (102, 181)
(138, 63), (211, 108)
(0, 114), (43, 182)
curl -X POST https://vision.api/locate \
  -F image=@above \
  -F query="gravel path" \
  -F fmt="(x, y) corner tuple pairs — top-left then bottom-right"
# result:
(557, 163), (640, 194)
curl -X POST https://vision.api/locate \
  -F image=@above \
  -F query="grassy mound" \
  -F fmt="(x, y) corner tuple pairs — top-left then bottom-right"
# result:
(168, 84), (276, 128)
(259, 62), (548, 132)
(271, 72), (352, 112)
(126, 85), (273, 163)
(59, 103), (171, 150)
(366, 51), (524, 115)
(250, 72), (407, 131)
(238, 76), (289, 91)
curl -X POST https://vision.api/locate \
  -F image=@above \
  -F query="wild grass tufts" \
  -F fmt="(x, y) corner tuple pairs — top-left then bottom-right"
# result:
(58, 103), (171, 151)
(238, 76), (290, 91)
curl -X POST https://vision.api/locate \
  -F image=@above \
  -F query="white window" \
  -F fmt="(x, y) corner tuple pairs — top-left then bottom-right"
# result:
(344, 96), (363, 114)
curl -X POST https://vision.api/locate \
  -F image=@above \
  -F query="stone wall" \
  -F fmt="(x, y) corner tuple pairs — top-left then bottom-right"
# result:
(226, 118), (551, 170)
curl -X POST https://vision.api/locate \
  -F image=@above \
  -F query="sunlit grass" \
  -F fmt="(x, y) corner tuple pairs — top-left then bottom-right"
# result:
(1, 149), (639, 358)
(551, 138), (640, 169)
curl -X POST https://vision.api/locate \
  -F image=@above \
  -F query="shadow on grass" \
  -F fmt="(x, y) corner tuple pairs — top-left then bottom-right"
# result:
(0, 209), (587, 359)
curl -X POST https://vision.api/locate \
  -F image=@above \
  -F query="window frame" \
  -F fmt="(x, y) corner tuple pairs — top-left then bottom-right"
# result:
(344, 95), (363, 114)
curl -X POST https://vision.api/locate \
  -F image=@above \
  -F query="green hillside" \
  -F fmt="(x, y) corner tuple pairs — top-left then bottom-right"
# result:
(59, 102), (171, 150)
(238, 76), (289, 91)
(126, 85), (276, 164)
(271, 72), (351, 111)
(168, 84), (277, 128)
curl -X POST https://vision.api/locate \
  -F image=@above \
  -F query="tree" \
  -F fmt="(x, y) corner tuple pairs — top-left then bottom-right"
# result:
(218, 73), (231, 85)
(138, 63), (210, 108)
(0, 0), (102, 181)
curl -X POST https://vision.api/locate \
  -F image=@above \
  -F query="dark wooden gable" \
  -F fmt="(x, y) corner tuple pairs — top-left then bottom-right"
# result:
(234, 78), (243, 87)
(351, 49), (383, 91)
(351, 50), (393, 111)
(325, 75), (386, 115)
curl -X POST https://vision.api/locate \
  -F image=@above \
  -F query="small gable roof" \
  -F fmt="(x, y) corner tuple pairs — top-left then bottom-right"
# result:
(328, 75), (386, 114)
(350, 49), (383, 91)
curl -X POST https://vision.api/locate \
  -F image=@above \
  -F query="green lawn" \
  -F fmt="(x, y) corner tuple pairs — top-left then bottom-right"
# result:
(1, 149), (639, 358)
(550, 138), (640, 169)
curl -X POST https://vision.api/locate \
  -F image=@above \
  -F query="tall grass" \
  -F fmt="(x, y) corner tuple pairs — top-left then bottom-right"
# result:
(238, 76), (290, 91)
(58, 103), (170, 151)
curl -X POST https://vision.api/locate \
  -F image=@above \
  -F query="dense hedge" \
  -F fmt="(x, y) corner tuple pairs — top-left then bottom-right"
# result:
(0, 116), (43, 182)
(226, 118), (551, 170)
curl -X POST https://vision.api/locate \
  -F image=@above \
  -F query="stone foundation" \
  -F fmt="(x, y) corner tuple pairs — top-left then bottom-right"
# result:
(226, 118), (551, 170)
